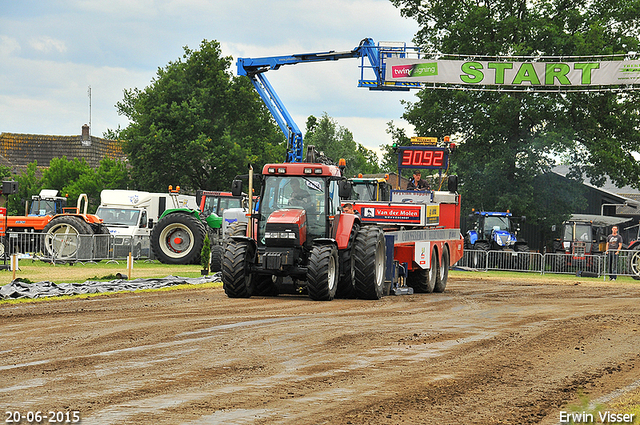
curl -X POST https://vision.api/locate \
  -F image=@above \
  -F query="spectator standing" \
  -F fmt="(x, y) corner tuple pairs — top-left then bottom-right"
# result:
(606, 226), (623, 281)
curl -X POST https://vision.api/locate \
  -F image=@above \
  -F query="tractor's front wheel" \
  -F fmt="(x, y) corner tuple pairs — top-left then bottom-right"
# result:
(222, 240), (255, 298)
(307, 245), (338, 301)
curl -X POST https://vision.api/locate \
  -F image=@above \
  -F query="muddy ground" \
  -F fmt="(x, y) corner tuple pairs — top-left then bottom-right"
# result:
(1, 273), (639, 424)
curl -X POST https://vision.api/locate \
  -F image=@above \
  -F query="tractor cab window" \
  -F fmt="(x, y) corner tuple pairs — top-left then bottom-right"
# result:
(565, 223), (592, 242)
(201, 196), (219, 218)
(352, 182), (376, 201)
(259, 176), (326, 245)
(29, 200), (58, 216)
(484, 216), (510, 234)
(218, 197), (241, 217)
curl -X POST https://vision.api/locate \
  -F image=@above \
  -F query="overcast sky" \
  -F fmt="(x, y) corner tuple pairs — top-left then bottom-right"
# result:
(0, 0), (420, 157)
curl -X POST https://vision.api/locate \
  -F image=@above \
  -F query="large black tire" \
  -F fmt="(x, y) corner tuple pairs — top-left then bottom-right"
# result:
(307, 245), (339, 301)
(225, 221), (248, 239)
(434, 246), (449, 293)
(515, 244), (530, 271)
(42, 216), (93, 260)
(210, 244), (224, 272)
(222, 240), (255, 298)
(353, 226), (386, 300)
(93, 223), (111, 260)
(336, 223), (359, 299)
(472, 241), (489, 269)
(407, 247), (438, 293)
(627, 246), (640, 280)
(151, 213), (206, 265)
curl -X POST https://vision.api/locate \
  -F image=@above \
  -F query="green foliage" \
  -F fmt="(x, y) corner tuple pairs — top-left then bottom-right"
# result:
(115, 39), (285, 193)
(201, 233), (211, 272)
(389, 0), (640, 221)
(304, 113), (382, 176)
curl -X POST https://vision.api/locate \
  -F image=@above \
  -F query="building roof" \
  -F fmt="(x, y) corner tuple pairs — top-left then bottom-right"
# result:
(0, 130), (125, 170)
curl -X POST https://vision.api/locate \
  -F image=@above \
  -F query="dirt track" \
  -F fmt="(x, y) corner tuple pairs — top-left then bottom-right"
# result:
(1, 273), (640, 424)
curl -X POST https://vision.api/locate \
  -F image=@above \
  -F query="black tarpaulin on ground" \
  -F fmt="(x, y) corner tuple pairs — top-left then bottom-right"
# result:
(0, 274), (222, 300)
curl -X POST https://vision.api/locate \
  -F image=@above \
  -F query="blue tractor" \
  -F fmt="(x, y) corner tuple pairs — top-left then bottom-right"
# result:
(465, 211), (529, 269)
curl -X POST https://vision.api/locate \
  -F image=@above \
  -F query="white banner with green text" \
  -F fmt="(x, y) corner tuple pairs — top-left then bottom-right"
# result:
(385, 58), (640, 88)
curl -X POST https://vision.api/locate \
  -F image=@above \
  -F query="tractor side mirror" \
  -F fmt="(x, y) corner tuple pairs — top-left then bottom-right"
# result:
(448, 175), (458, 193)
(148, 219), (154, 229)
(521, 215), (526, 224)
(231, 179), (243, 197)
(338, 180), (352, 199)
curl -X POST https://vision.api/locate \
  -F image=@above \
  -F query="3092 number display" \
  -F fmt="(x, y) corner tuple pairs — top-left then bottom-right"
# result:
(398, 147), (448, 169)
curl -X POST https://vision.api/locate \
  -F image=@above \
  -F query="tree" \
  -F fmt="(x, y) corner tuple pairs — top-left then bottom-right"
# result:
(37, 157), (129, 213)
(390, 0), (640, 221)
(114, 39), (285, 193)
(304, 113), (382, 177)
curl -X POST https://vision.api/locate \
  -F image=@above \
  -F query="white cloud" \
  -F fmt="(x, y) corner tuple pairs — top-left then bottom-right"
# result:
(29, 36), (67, 54)
(0, 35), (20, 57)
(0, 0), (421, 148)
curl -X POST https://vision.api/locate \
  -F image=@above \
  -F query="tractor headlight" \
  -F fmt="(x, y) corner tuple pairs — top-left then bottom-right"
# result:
(264, 226), (300, 247)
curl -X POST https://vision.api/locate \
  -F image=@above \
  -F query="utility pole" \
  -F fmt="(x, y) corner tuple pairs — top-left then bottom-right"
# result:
(87, 85), (92, 135)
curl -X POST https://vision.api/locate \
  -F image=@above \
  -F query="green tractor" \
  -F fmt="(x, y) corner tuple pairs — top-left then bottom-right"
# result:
(150, 189), (247, 270)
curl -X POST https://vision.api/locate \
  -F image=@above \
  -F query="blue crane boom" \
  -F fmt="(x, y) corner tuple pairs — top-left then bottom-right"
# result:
(237, 38), (420, 163)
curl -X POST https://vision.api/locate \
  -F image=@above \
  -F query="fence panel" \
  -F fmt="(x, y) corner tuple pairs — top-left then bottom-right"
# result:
(542, 252), (602, 276)
(456, 249), (488, 270)
(486, 250), (543, 273)
(1, 232), (151, 263)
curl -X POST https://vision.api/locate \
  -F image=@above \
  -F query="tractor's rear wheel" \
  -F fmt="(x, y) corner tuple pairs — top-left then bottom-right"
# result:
(408, 247), (438, 293)
(627, 246), (640, 280)
(222, 240), (255, 298)
(42, 216), (93, 260)
(336, 223), (359, 299)
(515, 243), (530, 271)
(353, 226), (386, 300)
(434, 246), (449, 293)
(307, 245), (338, 301)
(151, 213), (206, 265)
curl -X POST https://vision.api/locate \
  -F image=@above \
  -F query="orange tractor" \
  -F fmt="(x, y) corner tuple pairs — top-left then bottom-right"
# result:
(0, 189), (109, 261)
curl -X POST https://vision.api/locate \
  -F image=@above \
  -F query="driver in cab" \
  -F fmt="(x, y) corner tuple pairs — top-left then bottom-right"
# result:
(289, 179), (310, 205)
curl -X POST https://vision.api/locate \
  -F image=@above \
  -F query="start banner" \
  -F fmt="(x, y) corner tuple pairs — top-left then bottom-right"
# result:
(385, 58), (640, 88)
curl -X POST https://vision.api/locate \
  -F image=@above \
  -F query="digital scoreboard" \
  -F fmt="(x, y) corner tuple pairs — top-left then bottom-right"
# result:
(397, 146), (448, 170)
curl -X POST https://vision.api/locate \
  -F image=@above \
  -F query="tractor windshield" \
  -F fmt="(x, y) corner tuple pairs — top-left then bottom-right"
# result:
(202, 196), (243, 218)
(258, 176), (326, 245)
(352, 182), (376, 201)
(484, 216), (511, 233)
(564, 223), (592, 242)
(29, 200), (58, 216)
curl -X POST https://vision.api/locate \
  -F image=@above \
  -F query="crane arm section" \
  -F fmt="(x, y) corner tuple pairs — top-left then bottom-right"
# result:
(237, 38), (416, 162)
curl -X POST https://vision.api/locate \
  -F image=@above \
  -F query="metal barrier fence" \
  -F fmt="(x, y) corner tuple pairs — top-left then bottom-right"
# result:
(457, 249), (640, 280)
(0, 232), (152, 263)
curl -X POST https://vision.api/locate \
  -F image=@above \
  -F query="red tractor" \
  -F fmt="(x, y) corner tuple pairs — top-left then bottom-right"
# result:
(222, 154), (463, 301)
(222, 161), (387, 300)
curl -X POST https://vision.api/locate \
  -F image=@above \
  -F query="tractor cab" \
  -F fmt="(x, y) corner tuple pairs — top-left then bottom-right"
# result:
(28, 190), (68, 216)
(256, 164), (345, 250)
(348, 176), (391, 202)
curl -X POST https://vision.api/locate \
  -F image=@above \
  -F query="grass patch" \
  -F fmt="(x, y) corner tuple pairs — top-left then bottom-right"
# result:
(559, 389), (640, 424)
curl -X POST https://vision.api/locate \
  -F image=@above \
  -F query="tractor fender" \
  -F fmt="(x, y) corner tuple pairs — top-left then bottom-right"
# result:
(333, 213), (359, 250)
(468, 230), (478, 245)
(158, 208), (201, 221)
